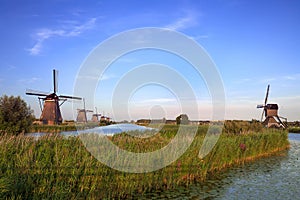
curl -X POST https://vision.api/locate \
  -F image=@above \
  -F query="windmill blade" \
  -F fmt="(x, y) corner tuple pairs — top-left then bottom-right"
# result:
(264, 84), (270, 105)
(53, 69), (58, 93)
(257, 104), (264, 108)
(59, 95), (82, 100)
(26, 89), (49, 96)
(260, 109), (265, 122)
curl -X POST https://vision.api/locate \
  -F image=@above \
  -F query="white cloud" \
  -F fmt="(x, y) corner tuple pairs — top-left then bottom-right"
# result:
(165, 10), (198, 31)
(188, 35), (209, 40)
(18, 77), (41, 84)
(27, 18), (97, 55)
(136, 98), (177, 104)
(100, 74), (116, 81)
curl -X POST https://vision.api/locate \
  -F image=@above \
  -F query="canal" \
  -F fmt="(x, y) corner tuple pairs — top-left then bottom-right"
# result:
(141, 133), (300, 199)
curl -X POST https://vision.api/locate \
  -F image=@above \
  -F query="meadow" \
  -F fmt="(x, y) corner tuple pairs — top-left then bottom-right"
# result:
(0, 123), (289, 199)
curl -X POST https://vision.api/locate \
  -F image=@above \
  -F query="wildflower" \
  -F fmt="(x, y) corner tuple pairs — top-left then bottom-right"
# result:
(239, 143), (246, 151)
(177, 160), (181, 171)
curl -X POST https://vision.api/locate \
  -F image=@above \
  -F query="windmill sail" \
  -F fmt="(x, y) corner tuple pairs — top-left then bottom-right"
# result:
(59, 95), (82, 100)
(264, 84), (270, 105)
(26, 89), (49, 97)
(53, 69), (58, 93)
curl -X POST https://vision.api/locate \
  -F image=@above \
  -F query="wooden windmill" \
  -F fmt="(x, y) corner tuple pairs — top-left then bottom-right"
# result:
(91, 107), (101, 122)
(257, 84), (287, 128)
(76, 98), (93, 123)
(26, 69), (82, 125)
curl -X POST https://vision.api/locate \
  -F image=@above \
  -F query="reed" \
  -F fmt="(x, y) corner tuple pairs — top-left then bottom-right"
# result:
(0, 125), (289, 199)
(29, 123), (100, 133)
(288, 126), (300, 133)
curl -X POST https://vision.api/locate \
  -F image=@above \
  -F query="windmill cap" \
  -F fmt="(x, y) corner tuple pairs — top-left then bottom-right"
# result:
(266, 104), (278, 109)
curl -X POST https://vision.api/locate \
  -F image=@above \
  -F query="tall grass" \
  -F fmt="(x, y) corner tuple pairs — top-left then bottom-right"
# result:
(288, 126), (300, 133)
(29, 123), (99, 133)
(0, 125), (289, 199)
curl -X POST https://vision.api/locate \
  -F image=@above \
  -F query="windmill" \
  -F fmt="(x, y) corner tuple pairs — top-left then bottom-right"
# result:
(257, 84), (287, 128)
(100, 111), (111, 123)
(76, 98), (93, 123)
(91, 107), (101, 122)
(26, 69), (82, 125)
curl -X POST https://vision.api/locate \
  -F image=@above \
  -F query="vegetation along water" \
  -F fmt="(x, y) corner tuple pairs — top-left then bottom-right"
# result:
(0, 122), (289, 199)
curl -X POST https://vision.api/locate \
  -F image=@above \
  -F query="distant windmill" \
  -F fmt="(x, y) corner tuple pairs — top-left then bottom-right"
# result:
(100, 111), (111, 123)
(26, 69), (82, 125)
(76, 98), (93, 123)
(91, 107), (101, 122)
(257, 84), (287, 128)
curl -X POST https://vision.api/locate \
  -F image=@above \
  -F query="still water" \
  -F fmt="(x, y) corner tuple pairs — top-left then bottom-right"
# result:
(26, 123), (155, 137)
(142, 133), (300, 199)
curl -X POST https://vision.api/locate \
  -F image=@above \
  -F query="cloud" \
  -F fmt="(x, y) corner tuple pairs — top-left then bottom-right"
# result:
(76, 73), (116, 82)
(134, 98), (177, 105)
(283, 73), (300, 80)
(100, 74), (116, 81)
(165, 10), (198, 31)
(27, 18), (97, 55)
(18, 77), (41, 84)
(188, 35), (209, 40)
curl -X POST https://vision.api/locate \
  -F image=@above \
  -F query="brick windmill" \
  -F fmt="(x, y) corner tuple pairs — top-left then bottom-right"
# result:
(26, 69), (82, 125)
(91, 107), (101, 122)
(257, 84), (287, 128)
(76, 98), (93, 123)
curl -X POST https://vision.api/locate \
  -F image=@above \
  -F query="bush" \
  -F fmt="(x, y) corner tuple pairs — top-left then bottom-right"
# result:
(0, 95), (34, 135)
(176, 114), (189, 125)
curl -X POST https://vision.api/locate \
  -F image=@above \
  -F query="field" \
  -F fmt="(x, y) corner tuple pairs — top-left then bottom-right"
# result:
(0, 123), (289, 199)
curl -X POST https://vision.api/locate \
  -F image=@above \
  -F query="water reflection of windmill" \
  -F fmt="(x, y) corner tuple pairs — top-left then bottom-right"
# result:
(76, 98), (93, 123)
(26, 69), (82, 125)
(257, 84), (287, 128)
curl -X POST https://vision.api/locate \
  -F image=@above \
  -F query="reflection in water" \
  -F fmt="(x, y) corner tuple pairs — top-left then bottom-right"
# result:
(142, 133), (300, 199)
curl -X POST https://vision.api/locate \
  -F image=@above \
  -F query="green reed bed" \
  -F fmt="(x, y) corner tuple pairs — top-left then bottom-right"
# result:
(0, 125), (289, 199)
(29, 123), (100, 133)
(288, 126), (300, 133)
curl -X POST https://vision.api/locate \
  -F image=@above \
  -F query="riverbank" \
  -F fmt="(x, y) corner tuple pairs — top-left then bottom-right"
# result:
(288, 126), (300, 133)
(0, 125), (289, 199)
(29, 123), (99, 133)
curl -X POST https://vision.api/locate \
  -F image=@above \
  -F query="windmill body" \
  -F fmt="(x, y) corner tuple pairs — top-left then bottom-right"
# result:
(76, 109), (93, 123)
(26, 69), (82, 125)
(91, 107), (101, 122)
(41, 98), (62, 125)
(76, 98), (94, 123)
(257, 85), (287, 128)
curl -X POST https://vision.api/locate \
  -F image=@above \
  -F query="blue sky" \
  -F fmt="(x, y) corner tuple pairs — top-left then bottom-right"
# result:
(0, 0), (299, 121)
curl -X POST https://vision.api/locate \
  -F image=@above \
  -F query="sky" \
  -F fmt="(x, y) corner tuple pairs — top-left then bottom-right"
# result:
(0, 0), (299, 121)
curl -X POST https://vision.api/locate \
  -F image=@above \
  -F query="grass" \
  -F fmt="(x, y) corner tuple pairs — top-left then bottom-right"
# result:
(288, 126), (300, 133)
(29, 123), (100, 133)
(0, 124), (289, 199)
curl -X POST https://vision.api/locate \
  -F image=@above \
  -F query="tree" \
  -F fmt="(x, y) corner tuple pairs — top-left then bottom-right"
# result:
(176, 114), (189, 125)
(0, 95), (35, 135)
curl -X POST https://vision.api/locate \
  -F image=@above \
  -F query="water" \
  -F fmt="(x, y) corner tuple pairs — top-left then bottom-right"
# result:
(62, 123), (155, 136)
(26, 123), (155, 137)
(143, 133), (300, 199)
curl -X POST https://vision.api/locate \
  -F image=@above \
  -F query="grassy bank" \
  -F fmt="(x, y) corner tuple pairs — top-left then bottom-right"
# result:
(288, 126), (300, 133)
(0, 125), (289, 199)
(29, 123), (100, 133)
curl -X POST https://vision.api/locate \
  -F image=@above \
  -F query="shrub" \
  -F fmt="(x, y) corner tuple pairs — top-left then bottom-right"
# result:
(0, 95), (35, 135)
